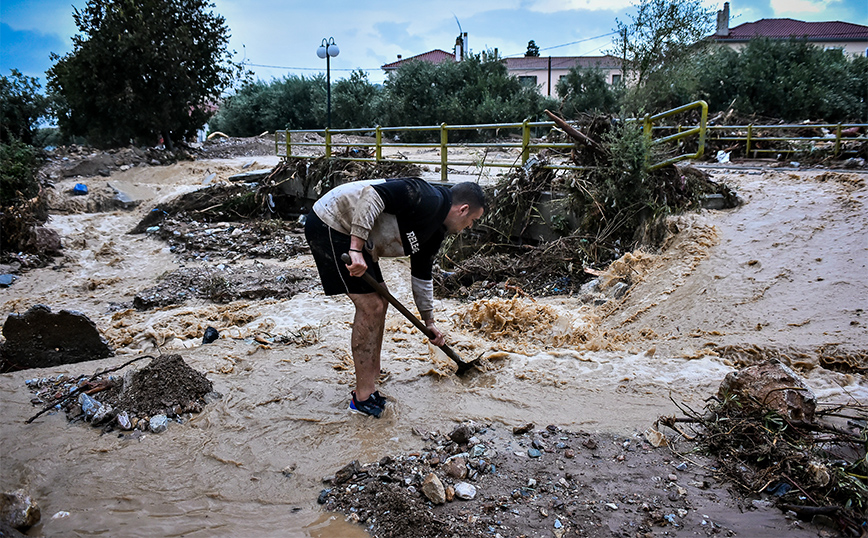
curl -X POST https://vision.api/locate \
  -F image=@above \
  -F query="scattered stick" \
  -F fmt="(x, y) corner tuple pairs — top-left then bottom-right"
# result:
(544, 109), (607, 156)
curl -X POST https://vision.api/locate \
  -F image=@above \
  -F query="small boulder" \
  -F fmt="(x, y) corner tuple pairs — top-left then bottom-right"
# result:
(0, 304), (114, 373)
(717, 359), (816, 422)
(449, 424), (473, 445)
(421, 473), (446, 505)
(444, 457), (468, 479)
(0, 489), (40, 530)
(454, 482), (477, 500)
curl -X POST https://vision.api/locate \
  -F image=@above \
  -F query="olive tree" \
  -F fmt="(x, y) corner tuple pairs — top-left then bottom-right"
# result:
(47, 0), (245, 149)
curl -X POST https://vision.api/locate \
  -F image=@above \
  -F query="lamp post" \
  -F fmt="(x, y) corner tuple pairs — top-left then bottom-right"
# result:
(317, 37), (340, 129)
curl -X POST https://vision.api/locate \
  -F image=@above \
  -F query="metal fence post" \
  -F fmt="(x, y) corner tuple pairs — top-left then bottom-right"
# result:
(375, 126), (382, 162)
(834, 123), (842, 157)
(746, 124), (753, 157)
(440, 123), (448, 182)
(521, 119), (530, 165)
(325, 128), (332, 158)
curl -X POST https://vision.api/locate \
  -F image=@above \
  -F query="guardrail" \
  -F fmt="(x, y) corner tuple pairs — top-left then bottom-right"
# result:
(706, 123), (867, 158)
(274, 102), (865, 179)
(275, 120), (587, 182)
(643, 100), (708, 171)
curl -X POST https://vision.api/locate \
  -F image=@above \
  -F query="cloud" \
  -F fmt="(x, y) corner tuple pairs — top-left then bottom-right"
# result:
(525, 0), (633, 13)
(770, 0), (842, 15)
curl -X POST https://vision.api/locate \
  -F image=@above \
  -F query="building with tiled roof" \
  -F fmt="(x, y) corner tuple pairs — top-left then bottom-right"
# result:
(502, 55), (623, 97)
(712, 2), (868, 56)
(381, 49), (456, 72)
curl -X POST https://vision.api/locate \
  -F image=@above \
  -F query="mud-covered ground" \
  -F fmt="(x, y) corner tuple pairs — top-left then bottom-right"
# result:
(1, 135), (865, 538)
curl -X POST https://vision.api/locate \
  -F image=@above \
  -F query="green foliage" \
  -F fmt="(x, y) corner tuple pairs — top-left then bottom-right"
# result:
(46, 0), (245, 149)
(0, 70), (48, 146)
(614, 0), (715, 85)
(0, 138), (41, 206)
(555, 66), (620, 117)
(379, 52), (554, 138)
(331, 70), (382, 129)
(597, 120), (651, 212)
(525, 40), (541, 57)
(625, 39), (868, 122)
(210, 74), (326, 136)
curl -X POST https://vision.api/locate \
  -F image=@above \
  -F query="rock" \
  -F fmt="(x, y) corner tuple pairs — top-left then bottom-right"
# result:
(717, 359), (816, 422)
(644, 428), (667, 448)
(607, 281), (629, 299)
(0, 521), (28, 537)
(528, 448), (542, 458)
(449, 424), (473, 445)
(334, 461), (361, 485)
(25, 227), (62, 256)
(421, 473), (446, 505)
(445, 485), (455, 502)
(0, 304), (114, 373)
(0, 489), (41, 530)
(513, 423), (534, 435)
(149, 414), (168, 433)
(0, 275), (18, 288)
(454, 482), (477, 500)
(444, 457), (467, 479)
(62, 153), (114, 177)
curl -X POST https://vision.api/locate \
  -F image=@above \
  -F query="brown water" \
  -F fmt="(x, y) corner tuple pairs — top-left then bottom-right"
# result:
(1, 161), (865, 536)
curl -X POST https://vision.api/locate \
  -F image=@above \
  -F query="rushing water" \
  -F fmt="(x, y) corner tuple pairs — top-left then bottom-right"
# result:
(1, 163), (865, 536)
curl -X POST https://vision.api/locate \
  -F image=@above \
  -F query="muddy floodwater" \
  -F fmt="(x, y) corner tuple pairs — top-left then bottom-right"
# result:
(1, 155), (866, 537)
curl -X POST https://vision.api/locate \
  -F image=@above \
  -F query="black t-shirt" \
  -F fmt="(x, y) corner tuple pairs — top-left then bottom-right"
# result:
(371, 178), (452, 280)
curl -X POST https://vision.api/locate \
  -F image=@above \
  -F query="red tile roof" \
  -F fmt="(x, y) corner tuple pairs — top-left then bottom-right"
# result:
(503, 55), (621, 71)
(717, 19), (868, 42)
(381, 49), (455, 70)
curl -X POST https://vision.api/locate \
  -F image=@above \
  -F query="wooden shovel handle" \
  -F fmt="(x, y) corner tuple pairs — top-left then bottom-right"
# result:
(340, 253), (473, 373)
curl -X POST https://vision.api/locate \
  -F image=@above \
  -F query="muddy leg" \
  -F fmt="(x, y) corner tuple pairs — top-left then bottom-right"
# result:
(348, 292), (389, 402)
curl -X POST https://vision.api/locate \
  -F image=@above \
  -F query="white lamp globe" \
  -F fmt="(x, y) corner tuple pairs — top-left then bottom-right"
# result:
(328, 44), (340, 57)
(316, 46), (327, 59)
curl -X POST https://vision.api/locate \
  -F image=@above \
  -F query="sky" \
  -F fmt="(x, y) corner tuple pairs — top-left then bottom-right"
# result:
(1, 0), (866, 90)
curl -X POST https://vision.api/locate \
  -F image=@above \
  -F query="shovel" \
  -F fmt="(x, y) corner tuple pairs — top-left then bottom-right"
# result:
(341, 253), (476, 375)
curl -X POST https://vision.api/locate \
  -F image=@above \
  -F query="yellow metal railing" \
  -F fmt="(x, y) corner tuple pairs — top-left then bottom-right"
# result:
(642, 100), (708, 171)
(275, 120), (588, 182)
(706, 122), (867, 158)
(274, 101), (715, 178)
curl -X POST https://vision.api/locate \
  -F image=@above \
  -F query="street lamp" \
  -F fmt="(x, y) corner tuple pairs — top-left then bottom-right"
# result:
(317, 37), (340, 129)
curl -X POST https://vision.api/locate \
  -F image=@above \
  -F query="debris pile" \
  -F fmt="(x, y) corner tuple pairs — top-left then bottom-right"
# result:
(318, 422), (740, 538)
(436, 111), (737, 299)
(132, 264), (316, 309)
(25, 354), (219, 435)
(658, 360), (867, 536)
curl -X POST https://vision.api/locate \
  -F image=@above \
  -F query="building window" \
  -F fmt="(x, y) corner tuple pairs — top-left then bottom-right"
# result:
(519, 75), (537, 87)
(611, 74), (622, 85)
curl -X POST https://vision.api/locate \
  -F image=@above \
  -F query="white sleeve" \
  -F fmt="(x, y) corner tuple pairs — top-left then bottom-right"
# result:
(350, 186), (386, 240)
(411, 276), (435, 321)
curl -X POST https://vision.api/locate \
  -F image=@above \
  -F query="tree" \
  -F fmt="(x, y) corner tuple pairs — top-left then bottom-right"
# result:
(332, 70), (382, 129)
(0, 70), (48, 145)
(47, 0), (245, 149)
(555, 66), (619, 117)
(614, 0), (714, 85)
(526, 40), (541, 57)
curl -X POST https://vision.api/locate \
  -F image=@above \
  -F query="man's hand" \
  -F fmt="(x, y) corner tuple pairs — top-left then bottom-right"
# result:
(425, 320), (446, 347)
(345, 249), (367, 277)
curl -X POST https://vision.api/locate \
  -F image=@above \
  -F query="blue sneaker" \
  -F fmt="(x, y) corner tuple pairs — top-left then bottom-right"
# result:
(349, 392), (384, 418)
(372, 391), (387, 407)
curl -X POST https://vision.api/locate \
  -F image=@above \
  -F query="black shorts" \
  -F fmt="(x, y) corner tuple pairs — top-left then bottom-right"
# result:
(304, 211), (384, 295)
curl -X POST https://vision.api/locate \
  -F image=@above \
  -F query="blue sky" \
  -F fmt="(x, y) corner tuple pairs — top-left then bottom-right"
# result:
(1, 0), (866, 89)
